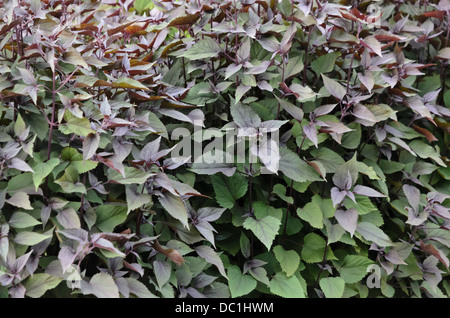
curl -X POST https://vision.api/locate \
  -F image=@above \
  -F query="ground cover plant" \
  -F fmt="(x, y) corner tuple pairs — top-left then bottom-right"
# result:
(0, 0), (449, 298)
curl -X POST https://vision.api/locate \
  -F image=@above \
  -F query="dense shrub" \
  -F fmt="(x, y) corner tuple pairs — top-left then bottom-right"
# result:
(0, 0), (449, 298)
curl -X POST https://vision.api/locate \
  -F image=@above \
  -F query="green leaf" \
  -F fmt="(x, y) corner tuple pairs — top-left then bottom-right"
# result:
(273, 184), (293, 204)
(211, 173), (248, 209)
(59, 117), (95, 137)
(24, 274), (62, 298)
(273, 245), (300, 277)
(279, 147), (322, 182)
(301, 233), (335, 263)
(311, 52), (340, 75)
(297, 201), (323, 229)
(195, 245), (227, 278)
(321, 74), (346, 100)
(181, 37), (222, 60)
(63, 48), (89, 69)
(95, 205), (127, 232)
(86, 272), (120, 298)
(113, 77), (149, 90)
(319, 277), (345, 298)
(6, 192), (33, 210)
(14, 113), (27, 138)
(158, 193), (189, 228)
(107, 166), (154, 184)
(269, 272), (305, 298)
(32, 158), (60, 190)
(126, 187), (152, 214)
(355, 222), (394, 247)
(338, 255), (374, 284)
(14, 231), (52, 246)
(409, 140), (446, 167)
(227, 265), (257, 298)
(9, 212), (42, 229)
(243, 215), (281, 250)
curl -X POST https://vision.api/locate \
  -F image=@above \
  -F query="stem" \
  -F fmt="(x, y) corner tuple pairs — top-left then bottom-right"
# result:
(47, 71), (57, 161)
(314, 237), (329, 288)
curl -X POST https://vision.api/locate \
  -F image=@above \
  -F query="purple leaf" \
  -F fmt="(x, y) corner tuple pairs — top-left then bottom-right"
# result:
(334, 208), (358, 237)
(331, 187), (347, 207)
(353, 185), (385, 198)
(402, 184), (420, 212)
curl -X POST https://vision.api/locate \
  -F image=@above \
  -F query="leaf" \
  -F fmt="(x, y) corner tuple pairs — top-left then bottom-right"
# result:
(181, 37), (222, 60)
(243, 215), (281, 250)
(361, 36), (382, 56)
(311, 51), (340, 75)
(195, 245), (227, 278)
(59, 117), (95, 137)
(14, 114), (27, 138)
(409, 140), (446, 167)
(227, 265), (257, 297)
(339, 255), (374, 284)
(276, 96), (304, 121)
(230, 102), (261, 128)
(14, 231), (53, 246)
(356, 222), (394, 246)
(63, 48), (88, 69)
(273, 184), (293, 205)
(436, 47), (450, 60)
(107, 166), (154, 184)
(153, 260), (172, 288)
(32, 158), (60, 190)
(334, 208), (358, 237)
(112, 77), (149, 90)
(297, 201), (323, 229)
(158, 193), (189, 228)
(24, 274), (62, 298)
(9, 212), (42, 229)
(6, 192), (33, 210)
(95, 205), (127, 232)
(269, 272), (305, 298)
(353, 185), (385, 198)
(125, 187), (152, 214)
(211, 173), (248, 209)
(321, 74), (346, 100)
(279, 147), (322, 182)
(273, 245), (300, 277)
(87, 273), (119, 298)
(319, 277), (345, 298)
(301, 233), (328, 263)
(83, 133), (100, 160)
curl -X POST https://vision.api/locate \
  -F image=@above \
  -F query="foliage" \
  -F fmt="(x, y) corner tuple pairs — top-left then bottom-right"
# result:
(0, 0), (450, 298)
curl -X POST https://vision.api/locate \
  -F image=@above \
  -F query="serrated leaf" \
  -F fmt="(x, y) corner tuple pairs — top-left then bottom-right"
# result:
(269, 272), (305, 298)
(339, 255), (374, 284)
(211, 173), (247, 209)
(87, 273), (119, 298)
(319, 277), (345, 298)
(227, 265), (257, 297)
(32, 158), (60, 190)
(273, 245), (300, 277)
(243, 215), (281, 250)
